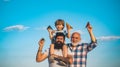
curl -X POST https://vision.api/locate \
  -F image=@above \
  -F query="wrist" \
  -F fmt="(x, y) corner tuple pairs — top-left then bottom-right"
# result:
(38, 47), (42, 51)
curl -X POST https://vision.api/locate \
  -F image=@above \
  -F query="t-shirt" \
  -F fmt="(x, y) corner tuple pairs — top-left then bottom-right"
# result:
(44, 48), (72, 67)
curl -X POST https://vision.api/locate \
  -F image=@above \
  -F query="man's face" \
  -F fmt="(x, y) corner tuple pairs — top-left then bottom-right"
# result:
(56, 36), (64, 44)
(54, 36), (64, 49)
(71, 33), (81, 47)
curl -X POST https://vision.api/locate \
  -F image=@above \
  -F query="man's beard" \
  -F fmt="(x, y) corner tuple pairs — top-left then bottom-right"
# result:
(72, 42), (79, 47)
(54, 41), (64, 49)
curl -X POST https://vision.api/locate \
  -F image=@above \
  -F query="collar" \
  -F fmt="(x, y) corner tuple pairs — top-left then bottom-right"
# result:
(68, 43), (82, 50)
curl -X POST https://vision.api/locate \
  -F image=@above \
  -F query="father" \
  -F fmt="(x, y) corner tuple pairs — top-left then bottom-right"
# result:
(36, 33), (73, 67)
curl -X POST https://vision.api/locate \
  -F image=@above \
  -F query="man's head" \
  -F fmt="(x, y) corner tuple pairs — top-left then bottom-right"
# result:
(71, 32), (81, 47)
(55, 19), (65, 31)
(54, 32), (65, 49)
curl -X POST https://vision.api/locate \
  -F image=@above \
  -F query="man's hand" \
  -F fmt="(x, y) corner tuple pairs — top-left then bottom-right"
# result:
(86, 22), (96, 42)
(86, 22), (92, 32)
(53, 54), (73, 64)
(38, 38), (45, 51)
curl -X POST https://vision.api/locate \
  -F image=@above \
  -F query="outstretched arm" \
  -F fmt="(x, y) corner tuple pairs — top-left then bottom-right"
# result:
(86, 22), (96, 42)
(86, 22), (97, 52)
(36, 38), (47, 62)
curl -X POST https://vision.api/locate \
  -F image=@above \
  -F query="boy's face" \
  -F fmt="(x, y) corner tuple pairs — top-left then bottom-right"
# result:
(56, 24), (64, 31)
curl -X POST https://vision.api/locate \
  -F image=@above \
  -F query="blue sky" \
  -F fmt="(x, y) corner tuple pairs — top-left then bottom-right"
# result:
(0, 0), (120, 67)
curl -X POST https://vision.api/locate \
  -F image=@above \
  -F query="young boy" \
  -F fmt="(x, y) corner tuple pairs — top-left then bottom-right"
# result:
(47, 19), (72, 64)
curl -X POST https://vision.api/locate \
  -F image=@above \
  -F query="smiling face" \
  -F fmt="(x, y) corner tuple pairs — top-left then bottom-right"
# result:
(54, 33), (65, 49)
(56, 24), (64, 31)
(71, 32), (81, 47)
(55, 19), (65, 31)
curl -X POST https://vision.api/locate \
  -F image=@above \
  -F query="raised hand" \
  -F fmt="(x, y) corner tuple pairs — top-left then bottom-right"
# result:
(38, 38), (45, 51)
(66, 22), (73, 30)
(86, 22), (96, 42)
(86, 22), (92, 32)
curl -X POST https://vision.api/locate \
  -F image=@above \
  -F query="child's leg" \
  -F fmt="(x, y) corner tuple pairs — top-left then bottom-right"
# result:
(62, 45), (68, 58)
(59, 45), (68, 65)
(50, 44), (54, 55)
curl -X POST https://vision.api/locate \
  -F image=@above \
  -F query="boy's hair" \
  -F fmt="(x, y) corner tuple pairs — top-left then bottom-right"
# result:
(55, 19), (65, 29)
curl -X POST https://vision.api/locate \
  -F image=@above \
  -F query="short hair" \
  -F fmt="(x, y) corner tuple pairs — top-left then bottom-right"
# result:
(55, 32), (65, 40)
(71, 32), (81, 37)
(55, 19), (65, 28)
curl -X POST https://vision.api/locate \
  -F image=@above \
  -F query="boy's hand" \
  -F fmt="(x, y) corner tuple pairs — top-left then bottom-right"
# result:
(51, 30), (55, 35)
(47, 28), (51, 33)
(66, 23), (73, 30)
(47, 25), (53, 33)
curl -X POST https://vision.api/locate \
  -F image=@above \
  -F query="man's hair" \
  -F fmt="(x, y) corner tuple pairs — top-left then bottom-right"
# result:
(55, 19), (65, 29)
(55, 32), (65, 40)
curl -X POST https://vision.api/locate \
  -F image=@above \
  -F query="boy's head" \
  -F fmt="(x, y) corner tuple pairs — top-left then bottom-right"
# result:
(55, 19), (65, 31)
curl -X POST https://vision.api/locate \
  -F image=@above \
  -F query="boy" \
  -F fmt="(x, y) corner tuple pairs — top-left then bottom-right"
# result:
(47, 19), (72, 64)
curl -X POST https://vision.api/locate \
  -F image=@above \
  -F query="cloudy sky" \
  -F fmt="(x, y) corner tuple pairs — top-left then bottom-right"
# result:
(0, 0), (120, 67)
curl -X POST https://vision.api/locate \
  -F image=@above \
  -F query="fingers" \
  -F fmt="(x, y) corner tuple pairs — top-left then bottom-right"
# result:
(38, 38), (45, 46)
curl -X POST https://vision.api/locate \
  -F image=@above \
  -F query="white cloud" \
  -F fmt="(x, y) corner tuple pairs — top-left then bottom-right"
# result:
(3, 25), (30, 31)
(35, 27), (47, 30)
(97, 36), (120, 41)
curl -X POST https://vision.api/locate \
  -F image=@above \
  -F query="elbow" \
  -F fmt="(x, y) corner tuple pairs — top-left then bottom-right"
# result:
(36, 58), (42, 62)
(67, 35), (70, 39)
(69, 59), (73, 64)
(36, 59), (40, 62)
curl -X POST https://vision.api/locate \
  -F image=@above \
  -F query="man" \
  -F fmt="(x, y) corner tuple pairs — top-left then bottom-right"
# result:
(36, 33), (73, 67)
(67, 22), (97, 67)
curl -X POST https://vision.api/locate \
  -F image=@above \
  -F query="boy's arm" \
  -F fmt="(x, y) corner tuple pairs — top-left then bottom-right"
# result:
(66, 23), (73, 38)
(47, 26), (54, 40)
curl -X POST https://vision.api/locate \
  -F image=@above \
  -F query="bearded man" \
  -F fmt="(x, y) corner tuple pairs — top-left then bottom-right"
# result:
(36, 33), (73, 67)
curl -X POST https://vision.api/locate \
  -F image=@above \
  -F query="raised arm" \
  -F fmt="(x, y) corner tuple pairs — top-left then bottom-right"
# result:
(36, 38), (47, 62)
(86, 22), (96, 42)
(66, 23), (73, 38)
(86, 22), (97, 52)
(47, 25), (54, 40)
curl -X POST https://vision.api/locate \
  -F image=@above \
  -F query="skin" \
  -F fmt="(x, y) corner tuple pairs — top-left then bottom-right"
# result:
(36, 36), (73, 64)
(48, 23), (71, 59)
(71, 23), (96, 47)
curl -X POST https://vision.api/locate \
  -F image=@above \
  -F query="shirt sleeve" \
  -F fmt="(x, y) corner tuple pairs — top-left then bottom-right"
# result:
(87, 40), (97, 52)
(43, 48), (49, 57)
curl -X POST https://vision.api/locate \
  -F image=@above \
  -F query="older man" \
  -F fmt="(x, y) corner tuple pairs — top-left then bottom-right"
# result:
(36, 33), (73, 67)
(67, 23), (97, 67)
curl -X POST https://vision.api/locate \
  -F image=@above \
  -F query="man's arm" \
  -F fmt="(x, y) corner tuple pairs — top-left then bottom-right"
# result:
(86, 22), (96, 42)
(53, 54), (73, 64)
(86, 22), (97, 52)
(36, 38), (48, 62)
